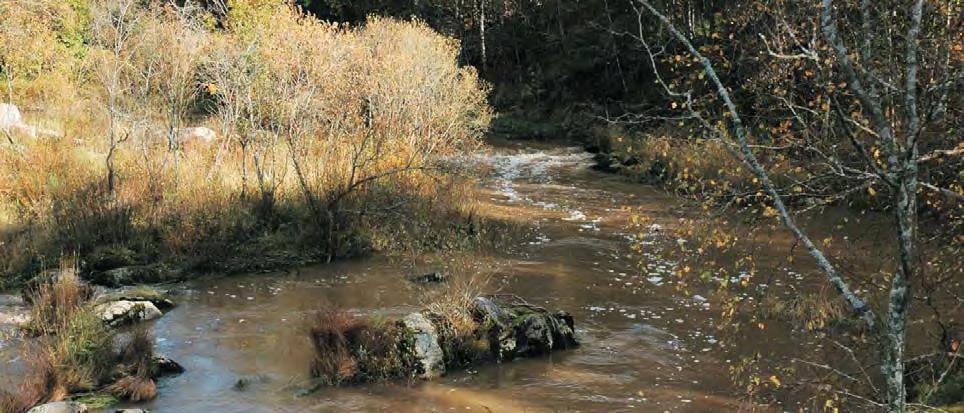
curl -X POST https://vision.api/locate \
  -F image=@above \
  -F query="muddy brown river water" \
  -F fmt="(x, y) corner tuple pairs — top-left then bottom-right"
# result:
(3, 141), (884, 412)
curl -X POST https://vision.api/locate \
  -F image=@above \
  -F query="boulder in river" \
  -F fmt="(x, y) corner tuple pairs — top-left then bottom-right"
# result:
(153, 354), (186, 377)
(471, 296), (577, 361)
(94, 286), (176, 311)
(232, 374), (271, 392)
(95, 300), (163, 327)
(26, 402), (88, 413)
(307, 295), (577, 385)
(400, 312), (446, 379)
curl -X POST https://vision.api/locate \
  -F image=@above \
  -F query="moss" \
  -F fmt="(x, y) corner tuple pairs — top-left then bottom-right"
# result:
(71, 393), (118, 410)
(926, 373), (964, 407)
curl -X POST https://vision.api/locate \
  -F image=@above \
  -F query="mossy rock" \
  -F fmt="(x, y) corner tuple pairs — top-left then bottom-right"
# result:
(471, 296), (578, 361)
(86, 265), (181, 288)
(86, 245), (144, 273)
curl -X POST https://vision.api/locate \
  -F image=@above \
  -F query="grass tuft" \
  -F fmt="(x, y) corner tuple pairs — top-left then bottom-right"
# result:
(307, 308), (410, 385)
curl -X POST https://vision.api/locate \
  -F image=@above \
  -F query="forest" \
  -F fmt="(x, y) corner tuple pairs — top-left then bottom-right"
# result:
(0, 0), (961, 412)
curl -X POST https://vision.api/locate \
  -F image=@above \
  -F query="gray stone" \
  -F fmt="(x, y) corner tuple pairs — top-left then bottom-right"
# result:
(153, 354), (185, 377)
(517, 313), (554, 355)
(401, 312), (445, 379)
(94, 286), (176, 310)
(114, 409), (151, 413)
(0, 103), (23, 130)
(26, 402), (88, 413)
(471, 296), (517, 360)
(0, 294), (30, 327)
(95, 300), (163, 327)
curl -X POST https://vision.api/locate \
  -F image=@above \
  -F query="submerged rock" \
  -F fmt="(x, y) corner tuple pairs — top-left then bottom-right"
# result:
(406, 272), (448, 284)
(153, 354), (186, 377)
(401, 312), (446, 379)
(95, 300), (163, 327)
(232, 374), (271, 391)
(26, 402), (88, 413)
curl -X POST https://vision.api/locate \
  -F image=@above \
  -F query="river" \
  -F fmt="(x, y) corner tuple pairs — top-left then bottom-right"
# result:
(3, 140), (896, 412)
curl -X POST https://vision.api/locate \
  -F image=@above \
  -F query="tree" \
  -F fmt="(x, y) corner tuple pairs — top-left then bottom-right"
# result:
(87, 0), (147, 196)
(634, 0), (962, 411)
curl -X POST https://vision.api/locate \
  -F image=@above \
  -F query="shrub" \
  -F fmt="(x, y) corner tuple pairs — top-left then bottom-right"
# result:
(0, 2), (493, 286)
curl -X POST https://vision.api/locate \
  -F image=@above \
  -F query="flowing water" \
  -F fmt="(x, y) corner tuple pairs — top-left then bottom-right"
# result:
(3, 140), (885, 412)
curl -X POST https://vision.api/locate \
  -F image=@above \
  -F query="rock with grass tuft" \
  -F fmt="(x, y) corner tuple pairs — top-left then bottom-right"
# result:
(308, 295), (577, 385)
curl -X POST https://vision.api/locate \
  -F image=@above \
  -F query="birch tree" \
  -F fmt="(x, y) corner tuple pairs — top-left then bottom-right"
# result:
(634, 0), (962, 411)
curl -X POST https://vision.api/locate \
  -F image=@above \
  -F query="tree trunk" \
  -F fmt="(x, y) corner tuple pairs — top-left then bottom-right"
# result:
(884, 169), (916, 412)
(479, 0), (487, 71)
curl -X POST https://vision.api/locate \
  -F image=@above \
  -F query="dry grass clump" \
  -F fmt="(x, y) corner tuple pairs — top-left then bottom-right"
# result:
(307, 308), (409, 385)
(103, 376), (157, 403)
(763, 287), (850, 332)
(0, 357), (52, 413)
(24, 261), (93, 333)
(0, 261), (115, 412)
(104, 328), (158, 402)
(420, 270), (493, 367)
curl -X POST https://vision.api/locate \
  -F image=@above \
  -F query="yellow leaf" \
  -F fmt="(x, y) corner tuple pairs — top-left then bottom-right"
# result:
(867, 186), (876, 196)
(768, 375), (781, 388)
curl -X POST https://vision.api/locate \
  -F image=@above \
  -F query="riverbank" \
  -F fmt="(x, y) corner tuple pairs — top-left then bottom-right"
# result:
(0, 5), (493, 291)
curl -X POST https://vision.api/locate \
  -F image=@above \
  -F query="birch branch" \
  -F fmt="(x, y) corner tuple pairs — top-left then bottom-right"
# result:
(638, 0), (877, 330)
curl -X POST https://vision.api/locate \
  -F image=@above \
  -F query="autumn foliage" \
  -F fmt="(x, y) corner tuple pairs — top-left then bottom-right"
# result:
(0, 0), (491, 285)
